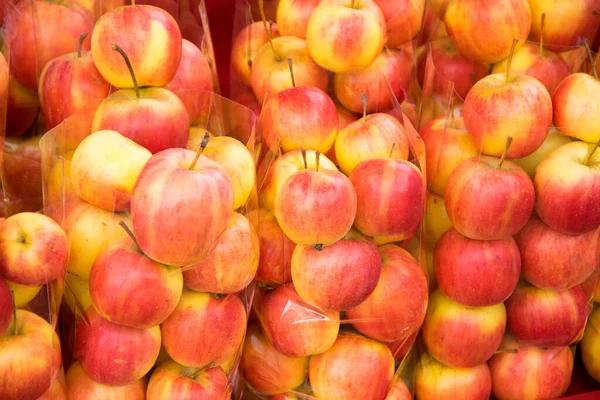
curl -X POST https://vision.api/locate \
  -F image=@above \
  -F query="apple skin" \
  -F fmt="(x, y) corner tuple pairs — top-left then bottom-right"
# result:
(419, 112), (479, 195)
(38, 48), (111, 131)
(424, 191), (452, 249)
(183, 212), (259, 294)
(443, 0), (531, 64)
(505, 283), (589, 347)
(65, 361), (147, 400)
(463, 73), (553, 159)
(147, 361), (230, 400)
(70, 130), (153, 212)
(75, 307), (161, 386)
(0, 310), (62, 400)
(434, 227), (521, 307)
(306, 0), (386, 73)
(92, 87), (190, 155)
(38, 367), (66, 400)
(444, 156), (535, 240)
(581, 307), (600, 383)
(347, 244), (428, 342)
(309, 334), (395, 400)
(2, 135), (44, 203)
(0, 278), (11, 336)
(161, 291), (246, 368)
(422, 289), (506, 368)
(333, 46), (412, 113)
(489, 334), (574, 400)
(415, 351), (492, 400)
(250, 36), (329, 104)
(91, 5), (182, 88)
(386, 331), (417, 361)
(6, 280), (42, 309)
(261, 86), (338, 154)
(384, 377), (412, 400)
(491, 43), (570, 96)
(261, 283), (340, 357)
(350, 157), (425, 244)
(240, 324), (308, 395)
(512, 128), (571, 178)
(231, 21), (280, 87)
(274, 165), (357, 246)
(373, 0), (424, 47)
(130, 148), (233, 267)
(553, 73), (600, 143)
(4, 0), (95, 90)
(5, 77), (40, 138)
(515, 216), (599, 291)
(256, 211), (295, 285)
(276, 0), (320, 38)
(334, 113), (409, 176)
(291, 229), (381, 311)
(0, 212), (68, 286)
(534, 141), (600, 235)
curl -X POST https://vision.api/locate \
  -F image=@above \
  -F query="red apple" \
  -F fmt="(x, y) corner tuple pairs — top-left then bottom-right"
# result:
(434, 227), (521, 307)
(147, 361), (230, 400)
(183, 212), (259, 294)
(5, 77), (40, 138)
(91, 4), (182, 88)
(130, 148), (233, 267)
(161, 291), (246, 368)
(306, 0), (386, 73)
(581, 306), (600, 383)
(422, 289), (506, 368)
(75, 307), (161, 385)
(276, 0), (320, 38)
(309, 334), (394, 400)
(65, 361), (147, 399)
(2, 135), (44, 202)
(231, 21), (280, 87)
(261, 283), (340, 357)
(505, 283), (588, 347)
(240, 324), (308, 395)
(489, 334), (574, 400)
(444, 155), (535, 240)
(373, 0), (425, 47)
(256, 211), (295, 285)
(346, 244), (428, 342)
(0, 278), (11, 336)
(350, 157), (424, 244)
(291, 229), (381, 311)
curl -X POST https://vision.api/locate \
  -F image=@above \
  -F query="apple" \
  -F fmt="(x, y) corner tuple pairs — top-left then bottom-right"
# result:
(306, 0), (386, 73)
(276, 0), (319, 38)
(65, 361), (147, 399)
(274, 152), (357, 246)
(512, 127), (571, 178)
(256, 211), (295, 285)
(309, 334), (394, 400)
(424, 191), (452, 249)
(38, 368), (66, 400)
(373, 0), (424, 47)
(489, 334), (574, 400)
(130, 147), (233, 267)
(38, 33), (111, 131)
(347, 244), (428, 342)
(5, 77), (40, 138)
(183, 212), (259, 294)
(291, 229), (381, 311)
(240, 324), (308, 395)
(418, 37), (489, 99)
(415, 351), (492, 400)
(505, 283), (588, 347)
(4, 0), (95, 90)
(0, 278), (11, 336)
(250, 36), (329, 103)
(335, 113), (409, 176)
(350, 157), (425, 244)
(434, 227), (521, 307)
(91, 4), (182, 88)
(443, 0), (531, 64)
(261, 85), (338, 154)
(75, 307), (161, 386)
(231, 21), (280, 87)
(147, 361), (230, 400)
(419, 111), (479, 195)
(2, 135), (44, 202)
(444, 152), (535, 240)
(261, 283), (340, 357)
(334, 46), (412, 114)
(161, 290), (246, 368)
(422, 289), (506, 368)
(63, 272), (92, 315)
(0, 310), (61, 400)
(70, 130), (152, 211)
(581, 306), (600, 383)
(384, 377), (412, 400)
(0, 212), (68, 286)
(6, 280), (42, 309)
(234, 91), (262, 118)
(534, 141), (600, 235)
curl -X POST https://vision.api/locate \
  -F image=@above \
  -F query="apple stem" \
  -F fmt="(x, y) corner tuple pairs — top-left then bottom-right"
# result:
(11, 291), (17, 336)
(315, 151), (320, 172)
(259, 0), (280, 61)
(313, 244), (323, 251)
(539, 13), (545, 55)
(389, 142), (396, 158)
(497, 136), (513, 170)
(301, 147), (308, 169)
(583, 40), (598, 80)
(287, 58), (296, 88)
(584, 139), (600, 166)
(505, 38), (519, 84)
(119, 221), (141, 251)
(77, 33), (88, 58)
(112, 44), (140, 98)
(361, 93), (367, 124)
(189, 133), (211, 170)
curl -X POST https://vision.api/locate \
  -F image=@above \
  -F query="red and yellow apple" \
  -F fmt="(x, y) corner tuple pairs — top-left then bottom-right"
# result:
(5, 77), (40, 138)
(581, 306), (600, 383)
(147, 361), (230, 400)
(65, 362), (147, 400)
(374, 0), (425, 47)
(512, 127), (571, 178)
(231, 21), (280, 87)
(256, 211), (295, 285)
(276, 0), (320, 38)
